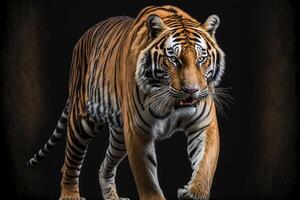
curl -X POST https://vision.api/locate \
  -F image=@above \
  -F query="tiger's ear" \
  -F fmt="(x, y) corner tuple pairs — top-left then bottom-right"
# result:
(202, 15), (220, 37)
(146, 14), (166, 39)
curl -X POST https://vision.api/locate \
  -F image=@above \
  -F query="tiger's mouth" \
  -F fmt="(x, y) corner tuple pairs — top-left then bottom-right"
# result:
(174, 94), (208, 108)
(175, 97), (200, 108)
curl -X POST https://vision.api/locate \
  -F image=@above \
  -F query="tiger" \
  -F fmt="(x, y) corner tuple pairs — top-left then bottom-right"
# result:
(27, 5), (225, 200)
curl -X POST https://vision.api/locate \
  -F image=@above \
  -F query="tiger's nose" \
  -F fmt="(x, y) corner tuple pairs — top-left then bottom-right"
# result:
(182, 85), (199, 94)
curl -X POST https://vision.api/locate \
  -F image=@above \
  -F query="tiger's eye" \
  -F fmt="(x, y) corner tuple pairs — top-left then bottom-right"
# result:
(198, 56), (206, 63)
(170, 56), (177, 62)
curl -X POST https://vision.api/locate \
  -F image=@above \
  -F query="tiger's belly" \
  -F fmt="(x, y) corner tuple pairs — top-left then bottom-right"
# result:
(86, 98), (123, 129)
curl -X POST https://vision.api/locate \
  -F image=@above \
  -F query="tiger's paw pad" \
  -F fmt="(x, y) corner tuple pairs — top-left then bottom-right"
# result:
(177, 186), (209, 200)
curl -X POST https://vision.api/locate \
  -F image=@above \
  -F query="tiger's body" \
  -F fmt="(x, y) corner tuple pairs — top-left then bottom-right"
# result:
(28, 5), (225, 200)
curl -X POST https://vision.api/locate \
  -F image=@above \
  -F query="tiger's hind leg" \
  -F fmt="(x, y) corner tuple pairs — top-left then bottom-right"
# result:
(99, 126), (129, 200)
(60, 112), (100, 200)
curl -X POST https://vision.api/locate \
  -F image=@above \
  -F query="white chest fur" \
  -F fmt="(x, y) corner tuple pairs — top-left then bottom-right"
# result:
(133, 87), (213, 140)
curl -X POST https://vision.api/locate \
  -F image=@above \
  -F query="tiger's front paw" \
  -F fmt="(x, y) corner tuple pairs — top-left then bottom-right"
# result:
(59, 196), (85, 200)
(177, 185), (210, 200)
(59, 187), (85, 200)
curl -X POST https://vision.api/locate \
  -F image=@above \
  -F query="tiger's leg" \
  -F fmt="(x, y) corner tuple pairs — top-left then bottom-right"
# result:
(178, 117), (219, 200)
(60, 113), (98, 200)
(99, 127), (129, 200)
(124, 127), (165, 200)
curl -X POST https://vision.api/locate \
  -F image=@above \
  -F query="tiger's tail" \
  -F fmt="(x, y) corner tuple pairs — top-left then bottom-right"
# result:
(26, 100), (69, 167)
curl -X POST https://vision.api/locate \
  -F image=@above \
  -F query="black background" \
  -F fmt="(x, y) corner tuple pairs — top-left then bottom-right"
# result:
(1, 0), (298, 199)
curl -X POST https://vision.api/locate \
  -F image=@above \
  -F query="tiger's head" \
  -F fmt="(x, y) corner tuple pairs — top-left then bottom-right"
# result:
(136, 9), (225, 116)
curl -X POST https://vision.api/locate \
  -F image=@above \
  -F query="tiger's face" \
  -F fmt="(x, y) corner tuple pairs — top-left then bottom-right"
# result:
(136, 14), (225, 116)
(163, 35), (211, 108)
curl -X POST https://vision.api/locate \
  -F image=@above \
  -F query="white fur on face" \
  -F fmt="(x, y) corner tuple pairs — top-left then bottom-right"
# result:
(195, 36), (208, 57)
(165, 36), (182, 57)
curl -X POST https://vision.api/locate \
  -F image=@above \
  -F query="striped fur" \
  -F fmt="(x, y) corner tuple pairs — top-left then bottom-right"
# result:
(27, 100), (69, 166)
(27, 5), (225, 200)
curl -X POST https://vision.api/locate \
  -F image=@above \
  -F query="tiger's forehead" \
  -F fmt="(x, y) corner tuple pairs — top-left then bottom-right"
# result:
(165, 30), (208, 56)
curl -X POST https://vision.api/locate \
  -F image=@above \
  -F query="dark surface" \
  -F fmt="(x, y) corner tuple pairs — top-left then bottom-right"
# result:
(0, 0), (298, 199)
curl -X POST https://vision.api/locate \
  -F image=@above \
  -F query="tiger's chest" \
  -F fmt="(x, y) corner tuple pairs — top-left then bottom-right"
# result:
(132, 88), (212, 140)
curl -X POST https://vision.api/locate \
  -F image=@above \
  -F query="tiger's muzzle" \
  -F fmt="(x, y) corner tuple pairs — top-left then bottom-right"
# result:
(174, 87), (208, 108)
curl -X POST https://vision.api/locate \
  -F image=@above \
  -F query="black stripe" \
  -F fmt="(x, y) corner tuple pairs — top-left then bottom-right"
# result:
(60, 116), (68, 124)
(45, 142), (54, 151)
(204, 102), (213, 119)
(69, 140), (86, 156)
(76, 120), (92, 140)
(189, 31), (202, 39)
(192, 158), (198, 167)
(34, 153), (42, 161)
(66, 153), (81, 166)
(63, 108), (69, 115)
(188, 132), (203, 146)
(85, 118), (95, 129)
(106, 152), (117, 164)
(172, 31), (182, 38)
(69, 129), (86, 151)
(107, 82), (112, 115)
(56, 126), (64, 133)
(106, 173), (115, 180)
(63, 181), (77, 186)
(41, 148), (49, 154)
(153, 51), (158, 72)
(67, 147), (83, 162)
(147, 154), (157, 167)
(105, 163), (115, 170)
(159, 40), (165, 49)
(111, 128), (122, 135)
(110, 131), (125, 144)
(147, 79), (165, 85)
(187, 36), (201, 43)
(65, 163), (80, 171)
(189, 144), (199, 159)
(96, 89), (102, 119)
(109, 140), (126, 152)
(167, 21), (183, 27)
(50, 135), (59, 143)
(187, 124), (210, 144)
(133, 92), (151, 128)
(65, 172), (79, 179)
(185, 102), (207, 129)
(193, 148), (202, 162)
(108, 148), (123, 160)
